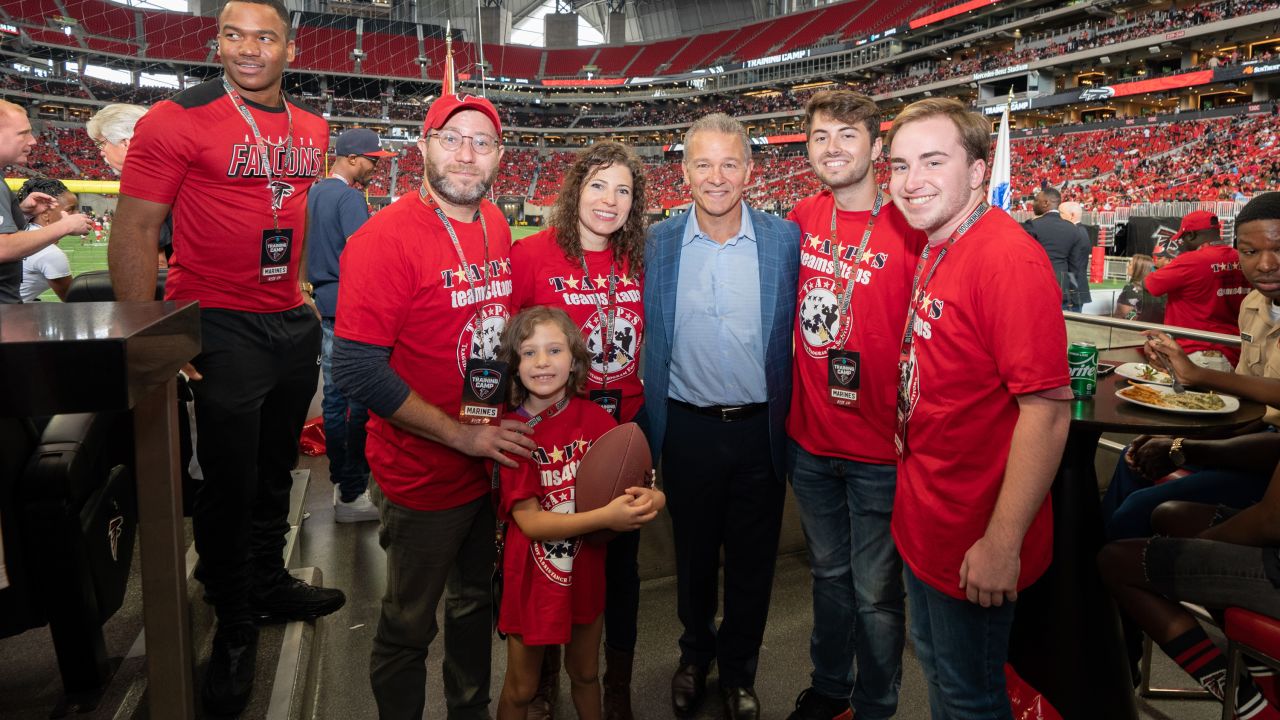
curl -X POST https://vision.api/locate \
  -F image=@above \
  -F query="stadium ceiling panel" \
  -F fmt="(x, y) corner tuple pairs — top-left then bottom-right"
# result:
(632, 0), (760, 40)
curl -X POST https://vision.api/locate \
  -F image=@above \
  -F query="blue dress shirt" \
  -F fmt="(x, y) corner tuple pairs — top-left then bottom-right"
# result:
(668, 203), (768, 406)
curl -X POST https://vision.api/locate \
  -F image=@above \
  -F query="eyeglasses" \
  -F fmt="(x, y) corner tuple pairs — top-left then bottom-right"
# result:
(92, 138), (108, 149)
(429, 130), (498, 155)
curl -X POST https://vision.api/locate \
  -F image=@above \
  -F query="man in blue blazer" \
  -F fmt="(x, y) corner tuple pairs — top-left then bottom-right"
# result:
(641, 113), (800, 720)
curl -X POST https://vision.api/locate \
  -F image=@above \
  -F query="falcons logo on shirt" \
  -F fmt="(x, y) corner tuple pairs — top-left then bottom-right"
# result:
(270, 180), (295, 210)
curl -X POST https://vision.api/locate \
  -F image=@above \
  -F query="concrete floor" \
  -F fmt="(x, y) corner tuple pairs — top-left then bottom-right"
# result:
(295, 452), (1223, 720)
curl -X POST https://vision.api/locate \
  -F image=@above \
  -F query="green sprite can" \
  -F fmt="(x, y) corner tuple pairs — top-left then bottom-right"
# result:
(1068, 341), (1098, 398)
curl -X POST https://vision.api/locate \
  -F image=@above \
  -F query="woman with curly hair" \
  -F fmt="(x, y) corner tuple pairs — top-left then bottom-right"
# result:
(510, 140), (652, 720)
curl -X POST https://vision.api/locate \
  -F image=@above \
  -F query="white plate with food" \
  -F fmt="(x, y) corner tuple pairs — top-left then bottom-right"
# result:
(1114, 362), (1174, 386)
(1115, 383), (1239, 414)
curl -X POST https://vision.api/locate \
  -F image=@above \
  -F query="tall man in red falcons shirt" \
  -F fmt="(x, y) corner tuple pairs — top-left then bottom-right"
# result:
(109, 1), (343, 714)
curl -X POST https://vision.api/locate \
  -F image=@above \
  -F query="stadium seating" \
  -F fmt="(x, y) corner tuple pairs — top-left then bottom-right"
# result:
(142, 13), (215, 62)
(362, 31), (421, 79)
(625, 38), (690, 77)
(61, 0), (133, 40)
(542, 48), (596, 78)
(591, 46), (643, 77)
(294, 25), (355, 74)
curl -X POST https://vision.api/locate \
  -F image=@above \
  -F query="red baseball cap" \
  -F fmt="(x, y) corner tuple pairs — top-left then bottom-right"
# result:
(422, 94), (503, 139)
(1171, 210), (1219, 240)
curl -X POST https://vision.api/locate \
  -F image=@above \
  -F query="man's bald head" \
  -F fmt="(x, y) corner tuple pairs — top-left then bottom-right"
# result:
(1059, 201), (1084, 224)
(0, 100), (36, 166)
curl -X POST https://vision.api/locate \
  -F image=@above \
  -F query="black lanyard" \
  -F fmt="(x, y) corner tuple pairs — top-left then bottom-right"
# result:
(222, 76), (292, 230)
(421, 186), (492, 358)
(579, 254), (617, 389)
(831, 191), (884, 333)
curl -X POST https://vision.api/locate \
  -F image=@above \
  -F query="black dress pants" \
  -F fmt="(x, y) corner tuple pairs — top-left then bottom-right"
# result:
(190, 306), (321, 626)
(662, 402), (785, 688)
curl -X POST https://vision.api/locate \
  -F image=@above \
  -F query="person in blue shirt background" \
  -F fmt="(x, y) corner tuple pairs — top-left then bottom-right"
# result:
(307, 127), (395, 522)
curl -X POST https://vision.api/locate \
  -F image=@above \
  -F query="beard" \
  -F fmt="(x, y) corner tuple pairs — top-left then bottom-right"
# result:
(426, 159), (497, 206)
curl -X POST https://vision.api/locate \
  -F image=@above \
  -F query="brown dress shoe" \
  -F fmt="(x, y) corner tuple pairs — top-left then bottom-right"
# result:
(722, 686), (761, 720)
(603, 646), (634, 720)
(670, 662), (708, 717)
(528, 645), (561, 720)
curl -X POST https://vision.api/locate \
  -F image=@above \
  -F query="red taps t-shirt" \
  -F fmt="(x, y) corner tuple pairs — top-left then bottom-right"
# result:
(1144, 244), (1249, 365)
(511, 228), (646, 422)
(787, 191), (925, 464)
(497, 398), (615, 645)
(892, 209), (1069, 599)
(337, 192), (514, 511)
(121, 79), (328, 312)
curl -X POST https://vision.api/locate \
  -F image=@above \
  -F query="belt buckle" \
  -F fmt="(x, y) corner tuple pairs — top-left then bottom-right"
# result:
(719, 406), (739, 422)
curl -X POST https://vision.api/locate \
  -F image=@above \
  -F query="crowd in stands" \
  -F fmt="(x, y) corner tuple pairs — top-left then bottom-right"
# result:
(9, 106), (1278, 214)
(0, 72), (90, 100)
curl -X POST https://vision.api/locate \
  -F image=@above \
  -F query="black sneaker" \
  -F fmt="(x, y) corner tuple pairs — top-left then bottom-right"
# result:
(786, 688), (854, 720)
(249, 572), (346, 623)
(203, 623), (258, 717)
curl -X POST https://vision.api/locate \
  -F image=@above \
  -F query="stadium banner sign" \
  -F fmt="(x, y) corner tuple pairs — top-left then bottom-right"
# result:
(973, 64), (1029, 82)
(743, 49), (811, 69)
(0, 22), (18, 36)
(4, 178), (121, 195)
(982, 99), (1031, 116)
(986, 67), (1219, 115)
(1220, 60), (1280, 82)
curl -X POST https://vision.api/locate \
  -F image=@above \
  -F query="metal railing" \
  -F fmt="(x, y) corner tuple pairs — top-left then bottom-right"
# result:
(1063, 311), (1242, 348)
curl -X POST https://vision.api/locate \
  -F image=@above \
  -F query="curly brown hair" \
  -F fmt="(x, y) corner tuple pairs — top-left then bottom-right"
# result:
(548, 141), (648, 274)
(499, 306), (592, 408)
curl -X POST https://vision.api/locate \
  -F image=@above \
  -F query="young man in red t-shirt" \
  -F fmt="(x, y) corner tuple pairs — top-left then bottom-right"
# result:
(784, 90), (923, 720)
(886, 98), (1070, 718)
(331, 94), (536, 720)
(1144, 210), (1249, 370)
(109, 1), (338, 714)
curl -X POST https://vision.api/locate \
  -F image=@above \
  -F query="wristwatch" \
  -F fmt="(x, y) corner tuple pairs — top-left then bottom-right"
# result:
(300, 281), (315, 298)
(1168, 437), (1187, 467)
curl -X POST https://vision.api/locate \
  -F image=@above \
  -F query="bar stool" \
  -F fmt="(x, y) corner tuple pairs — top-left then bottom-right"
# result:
(1223, 607), (1280, 720)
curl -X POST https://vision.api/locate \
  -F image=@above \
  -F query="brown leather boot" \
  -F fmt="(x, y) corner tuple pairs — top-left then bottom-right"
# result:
(528, 644), (561, 720)
(602, 645), (635, 720)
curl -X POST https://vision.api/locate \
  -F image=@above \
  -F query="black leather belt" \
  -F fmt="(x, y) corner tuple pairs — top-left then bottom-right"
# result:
(670, 399), (767, 422)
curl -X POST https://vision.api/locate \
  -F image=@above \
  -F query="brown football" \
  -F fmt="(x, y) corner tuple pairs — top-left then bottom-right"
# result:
(575, 422), (652, 544)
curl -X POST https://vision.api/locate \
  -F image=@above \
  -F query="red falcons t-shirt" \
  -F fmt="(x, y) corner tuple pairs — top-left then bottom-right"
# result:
(892, 209), (1069, 599)
(1144, 244), (1249, 365)
(497, 398), (614, 645)
(511, 228), (646, 422)
(121, 79), (327, 312)
(336, 193), (513, 511)
(787, 191), (925, 464)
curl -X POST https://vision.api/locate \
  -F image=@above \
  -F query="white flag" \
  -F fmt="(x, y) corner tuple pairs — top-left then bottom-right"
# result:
(987, 104), (1012, 211)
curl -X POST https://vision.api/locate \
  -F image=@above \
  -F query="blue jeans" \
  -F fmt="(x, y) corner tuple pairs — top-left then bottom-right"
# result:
(1101, 454), (1270, 540)
(787, 442), (904, 719)
(905, 566), (1014, 720)
(321, 318), (370, 501)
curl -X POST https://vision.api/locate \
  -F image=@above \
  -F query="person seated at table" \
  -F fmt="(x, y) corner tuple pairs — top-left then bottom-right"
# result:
(1103, 192), (1280, 541)
(1098, 463), (1280, 719)
(1112, 254), (1153, 320)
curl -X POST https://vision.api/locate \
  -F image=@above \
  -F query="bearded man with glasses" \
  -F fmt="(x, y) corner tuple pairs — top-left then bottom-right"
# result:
(331, 94), (536, 720)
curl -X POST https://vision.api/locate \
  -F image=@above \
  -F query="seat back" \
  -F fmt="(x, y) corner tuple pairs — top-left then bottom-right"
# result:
(64, 269), (167, 302)
(24, 412), (137, 622)
(0, 417), (47, 638)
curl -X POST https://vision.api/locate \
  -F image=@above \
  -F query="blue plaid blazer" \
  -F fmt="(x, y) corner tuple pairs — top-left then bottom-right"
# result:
(640, 205), (800, 478)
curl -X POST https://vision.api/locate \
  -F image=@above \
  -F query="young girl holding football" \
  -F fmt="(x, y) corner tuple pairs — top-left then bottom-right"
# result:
(495, 306), (664, 720)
